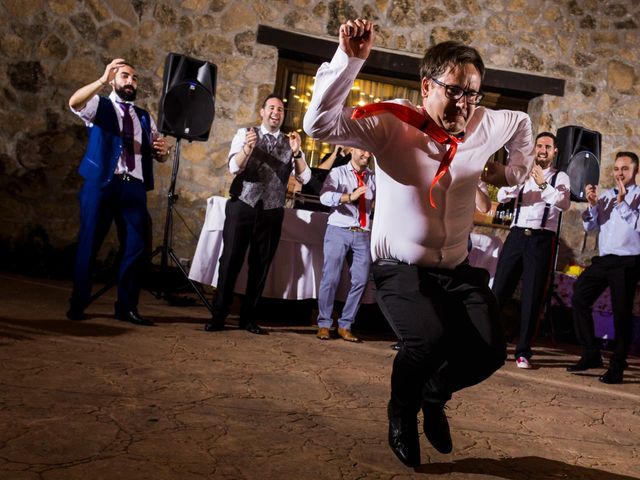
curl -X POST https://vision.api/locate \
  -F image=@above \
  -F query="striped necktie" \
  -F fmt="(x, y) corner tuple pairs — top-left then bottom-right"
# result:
(265, 133), (276, 153)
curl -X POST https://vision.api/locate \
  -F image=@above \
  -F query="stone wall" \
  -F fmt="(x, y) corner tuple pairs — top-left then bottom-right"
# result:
(1, 0), (638, 274)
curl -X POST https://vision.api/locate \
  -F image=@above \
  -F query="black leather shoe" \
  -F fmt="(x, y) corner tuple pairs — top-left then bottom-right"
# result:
(204, 320), (224, 332)
(116, 310), (154, 326)
(240, 322), (266, 335)
(566, 355), (604, 372)
(422, 402), (452, 454)
(599, 368), (623, 384)
(66, 308), (85, 321)
(387, 401), (420, 467)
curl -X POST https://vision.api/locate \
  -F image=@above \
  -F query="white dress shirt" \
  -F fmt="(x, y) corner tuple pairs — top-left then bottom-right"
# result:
(71, 91), (158, 182)
(497, 167), (570, 232)
(583, 184), (640, 256)
(303, 48), (534, 268)
(228, 126), (311, 184)
(320, 163), (376, 230)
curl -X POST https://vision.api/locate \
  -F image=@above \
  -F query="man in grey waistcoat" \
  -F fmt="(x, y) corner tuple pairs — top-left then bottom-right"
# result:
(205, 94), (311, 334)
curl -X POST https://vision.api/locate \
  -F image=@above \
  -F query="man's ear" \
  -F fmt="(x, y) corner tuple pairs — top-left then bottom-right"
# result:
(420, 77), (430, 98)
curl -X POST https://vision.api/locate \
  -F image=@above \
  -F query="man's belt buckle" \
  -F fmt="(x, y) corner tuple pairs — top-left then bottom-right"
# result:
(524, 228), (532, 236)
(348, 226), (367, 233)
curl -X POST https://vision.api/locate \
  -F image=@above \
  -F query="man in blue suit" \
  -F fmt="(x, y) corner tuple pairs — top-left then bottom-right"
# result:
(67, 58), (170, 325)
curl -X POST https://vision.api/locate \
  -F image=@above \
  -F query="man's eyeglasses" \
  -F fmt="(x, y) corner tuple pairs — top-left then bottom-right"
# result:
(430, 77), (485, 105)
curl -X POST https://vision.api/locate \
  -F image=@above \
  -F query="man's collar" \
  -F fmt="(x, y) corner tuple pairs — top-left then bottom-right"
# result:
(260, 125), (281, 137)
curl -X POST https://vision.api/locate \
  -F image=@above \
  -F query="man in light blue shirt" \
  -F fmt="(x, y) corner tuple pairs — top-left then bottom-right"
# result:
(567, 151), (640, 384)
(316, 148), (375, 342)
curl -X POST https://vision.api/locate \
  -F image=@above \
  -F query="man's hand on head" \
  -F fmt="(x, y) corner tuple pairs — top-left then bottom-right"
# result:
(101, 58), (126, 86)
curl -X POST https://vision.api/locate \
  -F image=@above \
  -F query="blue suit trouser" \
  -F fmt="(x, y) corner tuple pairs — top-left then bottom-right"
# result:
(70, 177), (148, 312)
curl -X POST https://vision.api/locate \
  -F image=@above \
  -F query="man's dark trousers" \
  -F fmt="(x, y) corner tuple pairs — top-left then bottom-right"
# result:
(213, 198), (284, 324)
(372, 261), (506, 415)
(572, 254), (640, 370)
(492, 227), (555, 359)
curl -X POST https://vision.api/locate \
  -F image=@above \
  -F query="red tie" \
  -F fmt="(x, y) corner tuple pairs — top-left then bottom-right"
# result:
(352, 170), (367, 227)
(352, 102), (462, 208)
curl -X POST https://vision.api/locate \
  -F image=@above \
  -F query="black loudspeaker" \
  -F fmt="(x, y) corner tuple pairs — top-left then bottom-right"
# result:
(158, 53), (217, 141)
(554, 125), (601, 202)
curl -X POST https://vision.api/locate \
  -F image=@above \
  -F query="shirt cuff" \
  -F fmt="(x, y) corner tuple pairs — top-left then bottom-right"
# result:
(296, 165), (311, 184)
(229, 154), (242, 174)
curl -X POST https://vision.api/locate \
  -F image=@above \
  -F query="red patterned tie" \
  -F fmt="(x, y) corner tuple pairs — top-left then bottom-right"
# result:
(118, 102), (135, 171)
(352, 170), (367, 228)
(352, 102), (462, 208)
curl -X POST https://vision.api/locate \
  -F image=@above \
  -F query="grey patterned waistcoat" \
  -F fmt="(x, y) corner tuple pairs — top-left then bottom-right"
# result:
(229, 128), (293, 210)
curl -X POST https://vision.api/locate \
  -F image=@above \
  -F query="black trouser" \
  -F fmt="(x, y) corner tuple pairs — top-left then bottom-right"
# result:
(572, 254), (640, 370)
(492, 227), (555, 359)
(213, 198), (284, 324)
(372, 261), (506, 416)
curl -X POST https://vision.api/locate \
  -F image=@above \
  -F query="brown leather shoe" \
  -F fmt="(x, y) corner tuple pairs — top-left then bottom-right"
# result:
(337, 327), (359, 342)
(316, 327), (331, 340)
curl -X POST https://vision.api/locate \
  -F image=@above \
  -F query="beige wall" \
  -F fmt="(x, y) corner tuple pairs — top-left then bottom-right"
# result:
(1, 0), (638, 271)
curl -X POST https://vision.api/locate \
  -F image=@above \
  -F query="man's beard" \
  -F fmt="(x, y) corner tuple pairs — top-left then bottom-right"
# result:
(536, 156), (553, 168)
(115, 84), (137, 101)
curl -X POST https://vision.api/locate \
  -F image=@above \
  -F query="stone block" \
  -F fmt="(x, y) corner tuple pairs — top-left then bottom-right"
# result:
(607, 60), (636, 92)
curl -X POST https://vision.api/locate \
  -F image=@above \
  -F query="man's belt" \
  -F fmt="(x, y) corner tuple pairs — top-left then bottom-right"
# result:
(344, 226), (369, 233)
(114, 172), (142, 183)
(513, 226), (554, 236)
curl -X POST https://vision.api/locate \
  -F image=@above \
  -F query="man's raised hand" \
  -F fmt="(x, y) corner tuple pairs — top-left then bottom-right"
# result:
(339, 19), (374, 60)
(100, 58), (126, 86)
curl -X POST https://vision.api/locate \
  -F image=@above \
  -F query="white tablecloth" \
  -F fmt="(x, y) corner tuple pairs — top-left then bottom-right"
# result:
(468, 232), (503, 288)
(188, 196), (375, 301)
(189, 197), (506, 303)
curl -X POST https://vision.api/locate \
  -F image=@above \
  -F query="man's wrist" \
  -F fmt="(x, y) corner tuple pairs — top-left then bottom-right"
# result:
(292, 151), (302, 159)
(539, 182), (548, 190)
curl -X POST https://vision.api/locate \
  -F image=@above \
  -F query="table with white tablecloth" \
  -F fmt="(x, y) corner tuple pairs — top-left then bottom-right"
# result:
(189, 196), (508, 305)
(188, 196), (376, 302)
(468, 232), (503, 287)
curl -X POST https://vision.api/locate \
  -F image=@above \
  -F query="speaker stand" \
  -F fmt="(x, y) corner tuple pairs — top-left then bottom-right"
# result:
(150, 138), (214, 314)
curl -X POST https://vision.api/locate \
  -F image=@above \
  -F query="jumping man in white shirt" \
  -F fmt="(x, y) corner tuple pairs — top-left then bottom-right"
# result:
(304, 19), (534, 467)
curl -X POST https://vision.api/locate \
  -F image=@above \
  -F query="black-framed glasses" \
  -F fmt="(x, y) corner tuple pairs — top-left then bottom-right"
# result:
(430, 77), (485, 105)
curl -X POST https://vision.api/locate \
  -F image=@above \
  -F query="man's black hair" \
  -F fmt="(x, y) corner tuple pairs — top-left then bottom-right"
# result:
(419, 41), (485, 81)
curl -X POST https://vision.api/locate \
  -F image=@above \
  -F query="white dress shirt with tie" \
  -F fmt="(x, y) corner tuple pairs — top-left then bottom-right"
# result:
(303, 49), (535, 269)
